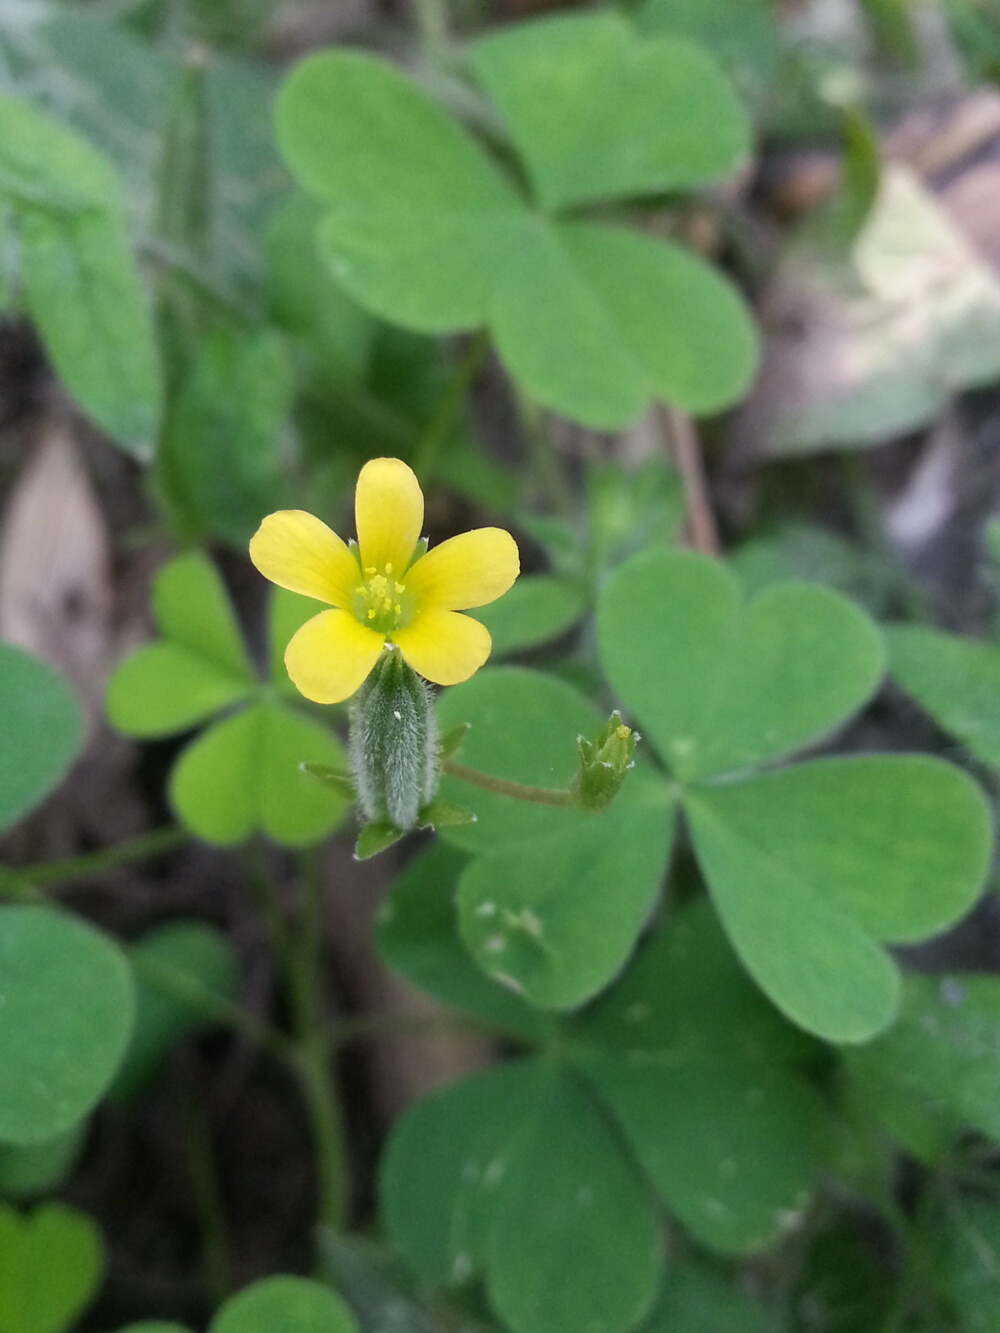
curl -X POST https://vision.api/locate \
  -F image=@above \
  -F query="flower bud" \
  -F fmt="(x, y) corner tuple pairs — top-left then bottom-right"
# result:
(348, 647), (439, 831)
(571, 711), (638, 812)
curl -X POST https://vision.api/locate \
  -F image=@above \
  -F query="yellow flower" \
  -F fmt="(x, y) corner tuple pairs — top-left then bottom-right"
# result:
(249, 458), (520, 704)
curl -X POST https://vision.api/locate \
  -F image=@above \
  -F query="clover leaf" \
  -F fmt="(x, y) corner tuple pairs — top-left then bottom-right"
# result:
(106, 552), (349, 847)
(0, 1201), (103, 1333)
(274, 14), (757, 429)
(378, 897), (831, 1333)
(597, 549), (992, 1042)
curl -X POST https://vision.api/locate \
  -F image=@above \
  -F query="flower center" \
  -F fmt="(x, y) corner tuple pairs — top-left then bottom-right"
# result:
(351, 563), (415, 636)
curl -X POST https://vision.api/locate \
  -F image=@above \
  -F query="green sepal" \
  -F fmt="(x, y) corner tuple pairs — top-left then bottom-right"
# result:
(349, 649), (439, 831)
(417, 799), (477, 829)
(355, 821), (405, 861)
(437, 722), (471, 762)
(301, 763), (356, 799)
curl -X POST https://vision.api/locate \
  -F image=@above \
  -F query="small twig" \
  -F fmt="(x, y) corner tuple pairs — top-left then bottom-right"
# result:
(660, 405), (721, 556)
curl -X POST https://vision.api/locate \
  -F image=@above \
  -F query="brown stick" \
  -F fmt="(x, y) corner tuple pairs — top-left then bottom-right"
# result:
(661, 405), (721, 557)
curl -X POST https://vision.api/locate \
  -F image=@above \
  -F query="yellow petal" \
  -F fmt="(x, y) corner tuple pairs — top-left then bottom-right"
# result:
(284, 609), (384, 704)
(406, 527), (520, 611)
(393, 609), (492, 686)
(250, 510), (358, 608)
(355, 457), (424, 576)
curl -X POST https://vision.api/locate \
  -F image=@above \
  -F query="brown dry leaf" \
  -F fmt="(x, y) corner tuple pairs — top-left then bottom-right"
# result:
(736, 166), (1000, 458)
(884, 88), (1000, 180)
(940, 161), (1000, 278)
(0, 419), (112, 722)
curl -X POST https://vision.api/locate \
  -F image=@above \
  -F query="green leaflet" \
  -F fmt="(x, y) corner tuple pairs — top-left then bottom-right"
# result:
(597, 549), (885, 781)
(0, 1202), (103, 1333)
(0, 95), (162, 455)
(888, 623), (1000, 769)
(469, 11), (749, 211)
(573, 899), (827, 1254)
(208, 1277), (357, 1333)
(0, 643), (83, 836)
(844, 972), (1000, 1162)
(381, 1060), (660, 1333)
(0, 907), (134, 1145)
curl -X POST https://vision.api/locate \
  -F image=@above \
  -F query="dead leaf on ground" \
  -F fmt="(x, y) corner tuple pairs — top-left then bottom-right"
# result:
(734, 166), (1000, 459)
(0, 418), (112, 722)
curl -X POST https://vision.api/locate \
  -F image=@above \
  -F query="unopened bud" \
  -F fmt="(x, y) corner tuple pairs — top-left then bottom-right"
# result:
(348, 647), (439, 831)
(571, 711), (638, 812)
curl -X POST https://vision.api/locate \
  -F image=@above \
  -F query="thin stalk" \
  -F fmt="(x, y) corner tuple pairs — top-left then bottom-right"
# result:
(172, 1078), (232, 1307)
(443, 758), (576, 807)
(290, 1030), (348, 1231)
(0, 825), (188, 892)
(413, 0), (449, 64)
(412, 329), (490, 485)
(660, 405), (720, 556)
(246, 843), (348, 1230)
(326, 1008), (526, 1050)
(241, 842), (294, 978)
(132, 953), (289, 1059)
(296, 847), (326, 1031)
(513, 389), (576, 516)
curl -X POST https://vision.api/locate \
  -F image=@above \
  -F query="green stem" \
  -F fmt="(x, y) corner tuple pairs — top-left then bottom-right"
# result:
(296, 847), (326, 1031)
(241, 843), (294, 977)
(412, 329), (490, 486)
(513, 389), (575, 516)
(288, 852), (348, 1229)
(245, 843), (348, 1230)
(443, 758), (577, 807)
(132, 953), (289, 1058)
(291, 1034), (348, 1230)
(171, 1077), (232, 1307)
(0, 825), (188, 892)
